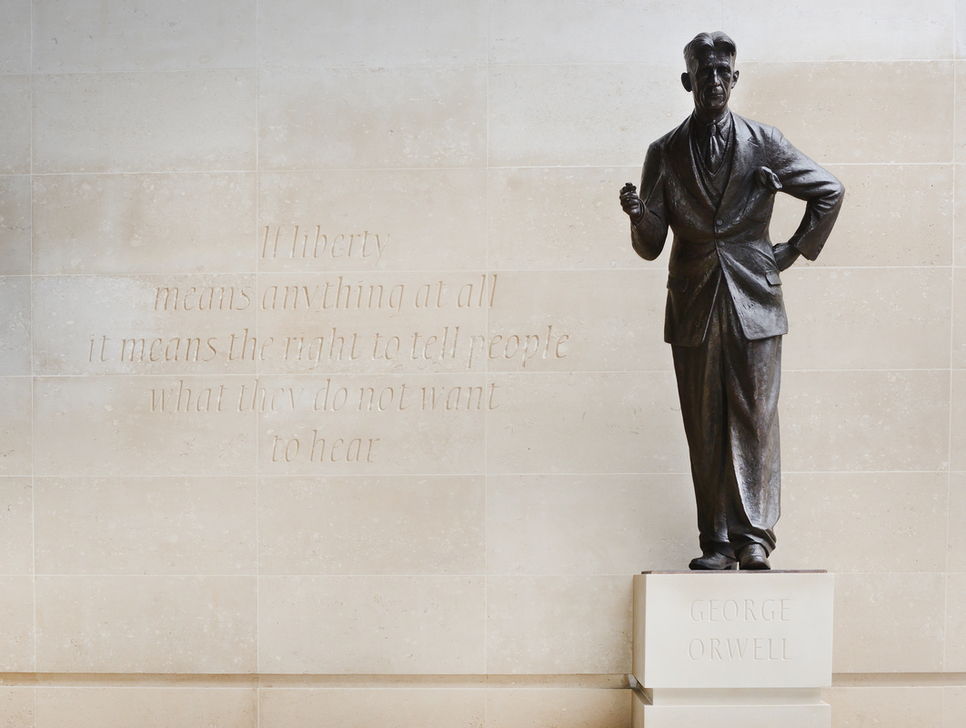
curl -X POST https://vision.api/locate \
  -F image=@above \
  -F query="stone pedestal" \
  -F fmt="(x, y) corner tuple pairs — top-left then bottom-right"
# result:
(632, 571), (833, 727)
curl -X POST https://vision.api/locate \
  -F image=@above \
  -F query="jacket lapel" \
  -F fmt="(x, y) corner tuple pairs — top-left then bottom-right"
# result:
(717, 113), (757, 218)
(668, 116), (714, 212)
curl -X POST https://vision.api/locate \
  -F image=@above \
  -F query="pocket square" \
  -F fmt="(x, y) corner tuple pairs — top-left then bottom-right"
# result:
(757, 166), (783, 192)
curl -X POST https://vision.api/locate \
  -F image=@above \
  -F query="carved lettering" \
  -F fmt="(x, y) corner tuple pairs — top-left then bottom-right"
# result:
(78, 260), (574, 473)
(468, 325), (570, 368)
(269, 431), (380, 464)
(284, 329), (362, 368)
(686, 597), (795, 663)
(154, 285), (252, 312)
(260, 278), (406, 312)
(689, 598), (791, 623)
(686, 637), (791, 662)
(147, 379), (502, 415)
(120, 336), (219, 363)
(149, 380), (227, 413)
(261, 225), (389, 263)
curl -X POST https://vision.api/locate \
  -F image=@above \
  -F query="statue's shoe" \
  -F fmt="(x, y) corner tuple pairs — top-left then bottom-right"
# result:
(737, 543), (771, 570)
(688, 552), (738, 570)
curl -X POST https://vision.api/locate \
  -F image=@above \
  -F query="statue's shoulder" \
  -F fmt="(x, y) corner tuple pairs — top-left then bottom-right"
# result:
(733, 113), (783, 145)
(656, 117), (688, 145)
(647, 117), (689, 156)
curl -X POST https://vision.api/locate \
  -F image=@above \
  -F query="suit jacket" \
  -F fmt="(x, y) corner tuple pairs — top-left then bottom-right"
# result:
(631, 112), (844, 346)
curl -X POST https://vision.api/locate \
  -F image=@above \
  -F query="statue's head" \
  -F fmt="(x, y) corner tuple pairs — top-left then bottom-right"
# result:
(682, 32), (738, 118)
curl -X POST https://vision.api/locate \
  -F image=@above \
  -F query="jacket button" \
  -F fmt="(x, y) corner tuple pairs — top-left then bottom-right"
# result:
(715, 219), (724, 226)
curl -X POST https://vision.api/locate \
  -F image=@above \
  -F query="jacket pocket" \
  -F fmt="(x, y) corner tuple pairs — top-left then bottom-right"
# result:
(765, 270), (782, 286)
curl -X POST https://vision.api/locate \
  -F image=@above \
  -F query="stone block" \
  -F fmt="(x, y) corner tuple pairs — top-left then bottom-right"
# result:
(633, 572), (833, 689)
(632, 689), (830, 728)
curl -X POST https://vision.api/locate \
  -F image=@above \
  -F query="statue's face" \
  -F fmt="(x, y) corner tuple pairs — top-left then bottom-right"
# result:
(683, 50), (738, 116)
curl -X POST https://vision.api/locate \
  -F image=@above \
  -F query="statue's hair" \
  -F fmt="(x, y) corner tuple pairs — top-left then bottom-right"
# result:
(683, 31), (736, 70)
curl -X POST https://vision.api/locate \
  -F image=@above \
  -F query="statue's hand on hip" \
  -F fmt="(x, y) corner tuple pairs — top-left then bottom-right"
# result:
(773, 242), (801, 271)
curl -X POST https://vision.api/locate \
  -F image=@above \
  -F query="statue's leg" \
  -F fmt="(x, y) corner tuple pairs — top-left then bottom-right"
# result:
(720, 296), (781, 555)
(672, 294), (732, 559)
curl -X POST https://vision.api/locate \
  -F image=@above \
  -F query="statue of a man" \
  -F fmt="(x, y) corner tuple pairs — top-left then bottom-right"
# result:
(620, 32), (844, 571)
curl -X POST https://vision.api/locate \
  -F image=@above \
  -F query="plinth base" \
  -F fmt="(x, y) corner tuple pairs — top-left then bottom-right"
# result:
(632, 689), (831, 728)
(633, 571), (834, 689)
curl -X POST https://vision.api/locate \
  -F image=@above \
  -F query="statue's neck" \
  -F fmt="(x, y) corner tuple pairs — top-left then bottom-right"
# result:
(692, 108), (730, 126)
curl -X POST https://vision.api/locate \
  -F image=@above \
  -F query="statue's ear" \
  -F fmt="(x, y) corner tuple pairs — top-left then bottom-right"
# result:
(732, 69), (739, 87)
(681, 72), (692, 92)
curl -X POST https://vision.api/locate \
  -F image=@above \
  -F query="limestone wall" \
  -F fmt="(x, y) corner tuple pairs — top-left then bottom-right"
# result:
(0, 1), (962, 725)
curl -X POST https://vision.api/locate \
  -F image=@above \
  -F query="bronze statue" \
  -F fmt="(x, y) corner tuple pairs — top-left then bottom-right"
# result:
(620, 32), (843, 571)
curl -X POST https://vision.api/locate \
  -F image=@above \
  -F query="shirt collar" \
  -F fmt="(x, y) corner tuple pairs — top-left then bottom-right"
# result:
(692, 110), (733, 134)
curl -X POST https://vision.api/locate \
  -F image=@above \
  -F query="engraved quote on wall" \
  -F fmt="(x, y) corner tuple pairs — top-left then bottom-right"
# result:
(73, 222), (573, 469)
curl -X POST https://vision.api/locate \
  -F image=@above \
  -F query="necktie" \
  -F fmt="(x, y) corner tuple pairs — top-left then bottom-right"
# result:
(707, 120), (723, 171)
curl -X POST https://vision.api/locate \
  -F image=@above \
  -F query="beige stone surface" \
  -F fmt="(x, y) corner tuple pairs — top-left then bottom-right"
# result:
(33, 0), (255, 73)
(958, 62), (966, 162)
(486, 474), (693, 574)
(770, 164), (953, 268)
(34, 477), (256, 575)
(0, 76), (30, 174)
(0, 0), (29, 73)
(0, 277), (30, 376)
(952, 268), (966, 367)
(259, 67), (485, 170)
(33, 71), (256, 173)
(33, 376), (257, 477)
(259, 688), (485, 728)
(256, 374), (486, 476)
(258, 170), (486, 272)
(784, 267), (949, 370)
(258, 575), (485, 673)
(0, 176), (30, 275)
(35, 687), (256, 728)
(486, 689), (631, 728)
(725, 0), (954, 61)
(0, 377), (31, 476)
(778, 472), (947, 573)
(633, 693), (830, 728)
(949, 472), (966, 572)
(35, 575), (256, 672)
(259, 0), (486, 68)
(833, 573), (945, 672)
(0, 478), (32, 574)
(958, 168), (966, 263)
(33, 174), (256, 274)
(945, 687), (966, 727)
(635, 572), (834, 689)
(1, 0), (964, 697)
(254, 272), (488, 374)
(486, 372), (689, 474)
(950, 370), (966, 471)
(0, 688), (33, 728)
(488, 271), (667, 372)
(740, 61), (952, 163)
(781, 371), (949, 472)
(488, 64), (693, 168)
(487, 166), (663, 271)
(490, 0), (720, 64)
(0, 575), (34, 672)
(258, 476), (483, 574)
(32, 274), (257, 375)
(824, 686), (944, 728)
(486, 575), (632, 674)
(945, 573), (966, 669)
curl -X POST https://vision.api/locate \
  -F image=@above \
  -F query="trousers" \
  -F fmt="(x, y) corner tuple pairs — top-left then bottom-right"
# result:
(671, 280), (782, 557)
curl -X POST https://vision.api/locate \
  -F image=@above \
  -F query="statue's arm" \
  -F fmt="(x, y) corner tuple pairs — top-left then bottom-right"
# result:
(769, 129), (845, 264)
(622, 142), (669, 261)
